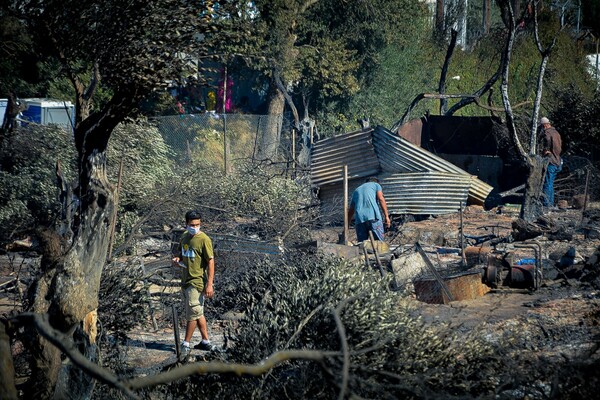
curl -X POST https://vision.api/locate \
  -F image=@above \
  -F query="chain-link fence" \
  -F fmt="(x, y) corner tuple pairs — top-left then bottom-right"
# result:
(152, 113), (297, 173)
(556, 153), (600, 210)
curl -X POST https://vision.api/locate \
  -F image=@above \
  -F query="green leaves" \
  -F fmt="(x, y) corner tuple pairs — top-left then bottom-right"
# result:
(11, 0), (225, 99)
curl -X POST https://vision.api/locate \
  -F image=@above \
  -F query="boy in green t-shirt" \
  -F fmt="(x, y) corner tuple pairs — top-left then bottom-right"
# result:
(172, 210), (215, 355)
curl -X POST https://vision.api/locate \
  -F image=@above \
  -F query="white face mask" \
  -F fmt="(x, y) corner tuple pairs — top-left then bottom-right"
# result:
(187, 226), (200, 236)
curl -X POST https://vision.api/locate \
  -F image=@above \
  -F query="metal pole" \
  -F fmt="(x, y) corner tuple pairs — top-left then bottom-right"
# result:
(368, 231), (386, 278)
(172, 305), (181, 360)
(581, 167), (590, 224)
(415, 242), (454, 303)
(292, 128), (296, 172)
(459, 201), (465, 266)
(107, 158), (124, 262)
(223, 65), (228, 175)
(343, 165), (349, 245)
(252, 117), (261, 162)
(596, 38), (599, 90)
(140, 261), (159, 331)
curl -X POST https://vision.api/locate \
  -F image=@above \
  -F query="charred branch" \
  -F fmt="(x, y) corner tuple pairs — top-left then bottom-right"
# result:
(445, 66), (502, 116)
(0, 320), (17, 400)
(125, 349), (333, 391)
(8, 312), (339, 398)
(8, 313), (140, 400)
(487, 87), (498, 118)
(498, 0), (526, 161)
(473, 97), (532, 113)
(273, 68), (300, 130)
(391, 93), (476, 132)
(439, 29), (458, 115)
(529, 0), (565, 154)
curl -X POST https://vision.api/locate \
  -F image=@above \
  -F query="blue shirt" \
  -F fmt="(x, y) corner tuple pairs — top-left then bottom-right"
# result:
(351, 182), (382, 223)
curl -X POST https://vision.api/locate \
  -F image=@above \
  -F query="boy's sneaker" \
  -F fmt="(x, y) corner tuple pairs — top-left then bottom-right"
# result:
(179, 344), (191, 361)
(194, 341), (215, 351)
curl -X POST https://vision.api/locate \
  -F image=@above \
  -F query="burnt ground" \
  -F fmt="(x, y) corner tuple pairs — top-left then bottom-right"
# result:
(2, 204), (600, 397)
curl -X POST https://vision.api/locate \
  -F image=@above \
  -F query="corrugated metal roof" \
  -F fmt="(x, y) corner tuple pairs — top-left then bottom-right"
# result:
(372, 126), (492, 204)
(310, 128), (380, 187)
(372, 126), (465, 173)
(380, 172), (470, 215)
(319, 173), (470, 216)
(311, 125), (493, 215)
(467, 176), (494, 205)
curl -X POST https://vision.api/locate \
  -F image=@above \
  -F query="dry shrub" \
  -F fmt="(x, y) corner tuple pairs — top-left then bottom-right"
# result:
(98, 258), (150, 336)
(97, 257), (150, 387)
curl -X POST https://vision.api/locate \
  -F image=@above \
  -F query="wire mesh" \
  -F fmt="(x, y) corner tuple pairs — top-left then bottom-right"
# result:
(152, 113), (295, 172)
(556, 154), (600, 210)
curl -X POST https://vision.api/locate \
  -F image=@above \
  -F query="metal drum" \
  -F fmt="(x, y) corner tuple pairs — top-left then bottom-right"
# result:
(510, 265), (535, 289)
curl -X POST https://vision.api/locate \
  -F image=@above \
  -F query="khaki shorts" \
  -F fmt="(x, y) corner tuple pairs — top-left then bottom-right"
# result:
(183, 285), (205, 321)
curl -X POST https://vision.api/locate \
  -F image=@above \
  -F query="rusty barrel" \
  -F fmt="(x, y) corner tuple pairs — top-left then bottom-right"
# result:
(414, 270), (490, 304)
(509, 264), (535, 288)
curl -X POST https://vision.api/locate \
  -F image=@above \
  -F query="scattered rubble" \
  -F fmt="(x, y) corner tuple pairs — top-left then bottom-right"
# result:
(1, 203), (600, 398)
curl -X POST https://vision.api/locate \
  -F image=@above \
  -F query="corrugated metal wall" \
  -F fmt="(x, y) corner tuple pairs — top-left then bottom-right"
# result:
(318, 173), (470, 217)
(311, 125), (493, 218)
(380, 172), (470, 214)
(310, 128), (380, 187)
(318, 178), (364, 223)
(372, 126), (492, 204)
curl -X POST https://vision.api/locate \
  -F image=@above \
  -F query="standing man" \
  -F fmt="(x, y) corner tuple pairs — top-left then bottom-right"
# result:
(172, 210), (215, 355)
(347, 177), (391, 242)
(1, 91), (22, 133)
(539, 117), (562, 208)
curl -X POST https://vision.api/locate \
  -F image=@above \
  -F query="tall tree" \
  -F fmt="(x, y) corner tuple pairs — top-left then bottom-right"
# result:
(1, 0), (221, 397)
(219, 0), (425, 158)
(496, 0), (565, 220)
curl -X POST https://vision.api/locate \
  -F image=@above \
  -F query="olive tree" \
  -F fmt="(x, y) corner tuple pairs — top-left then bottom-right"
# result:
(0, 0), (223, 397)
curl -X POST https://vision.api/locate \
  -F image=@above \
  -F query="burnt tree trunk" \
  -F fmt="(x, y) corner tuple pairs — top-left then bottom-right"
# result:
(436, 0), (445, 38)
(482, 0), (491, 34)
(520, 155), (547, 221)
(0, 321), (17, 399)
(24, 92), (135, 399)
(258, 78), (285, 160)
(529, 0), (563, 150)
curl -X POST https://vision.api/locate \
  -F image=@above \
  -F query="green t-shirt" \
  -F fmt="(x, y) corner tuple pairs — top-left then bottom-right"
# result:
(179, 231), (214, 290)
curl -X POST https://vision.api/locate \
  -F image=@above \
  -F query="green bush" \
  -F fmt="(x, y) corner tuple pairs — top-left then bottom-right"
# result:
(108, 118), (175, 209)
(0, 124), (76, 240)
(184, 252), (510, 399)
(0, 119), (175, 245)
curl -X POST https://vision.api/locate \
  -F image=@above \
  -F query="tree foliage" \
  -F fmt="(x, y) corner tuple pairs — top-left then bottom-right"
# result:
(548, 87), (600, 158)
(0, 11), (39, 96)
(345, 26), (440, 130)
(0, 120), (176, 244)
(210, 0), (428, 122)
(0, 125), (76, 239)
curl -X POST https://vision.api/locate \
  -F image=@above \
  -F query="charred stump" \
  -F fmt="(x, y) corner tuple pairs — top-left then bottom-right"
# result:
(0, 320), (17, 399)
(24, 150), (114, 399)
(520, 155), (546, 222)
